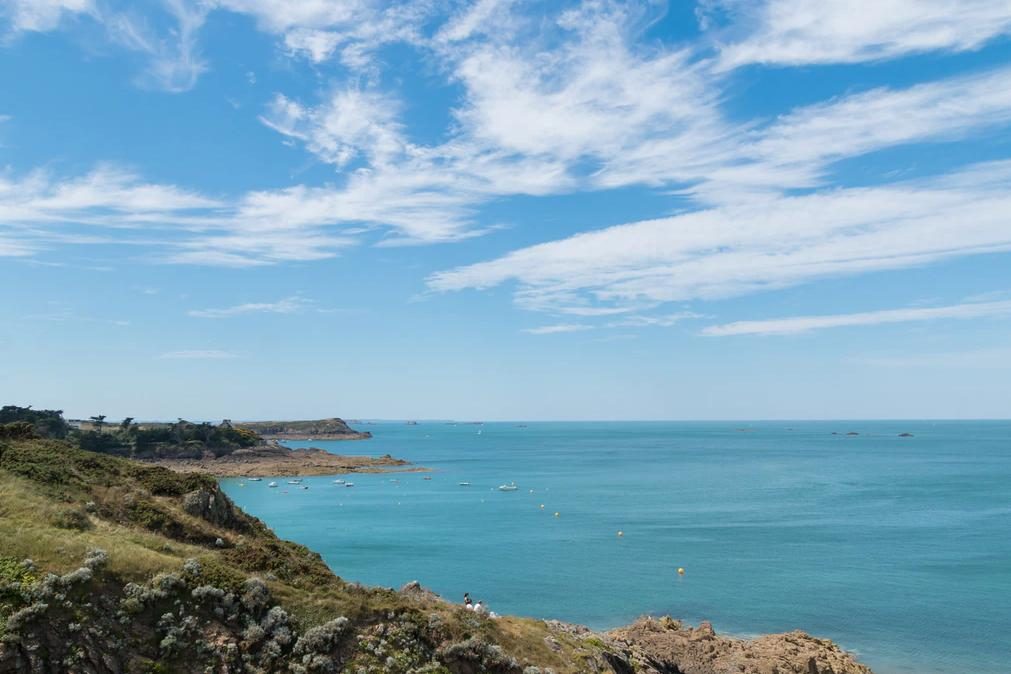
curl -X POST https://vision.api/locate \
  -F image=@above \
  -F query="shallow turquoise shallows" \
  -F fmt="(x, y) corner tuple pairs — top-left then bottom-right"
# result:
(220, 421), (1010, 674)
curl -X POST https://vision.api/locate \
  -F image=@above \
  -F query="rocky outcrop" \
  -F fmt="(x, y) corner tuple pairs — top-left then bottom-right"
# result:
(181, 486), (250, 532)
(234, 418), (372, 441)
(143, 443), (417, 478)
(608, 617), (873, 674)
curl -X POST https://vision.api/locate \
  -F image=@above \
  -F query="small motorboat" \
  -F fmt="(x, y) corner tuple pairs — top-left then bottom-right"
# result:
(300, 485), (309, 490)
(498, 482), (519, 492)
(423, 476), (432, 481)
(458, 481), (471, 486)
(268, 482), (278, 488)
(247, 477), (262, 482)
(344, 482), (355, 487)
(333, 479), (346, 485)
(287, 479), (302, 485)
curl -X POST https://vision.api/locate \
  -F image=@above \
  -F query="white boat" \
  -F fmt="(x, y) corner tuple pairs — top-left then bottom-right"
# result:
(333, 479), (346, 485)
(287, 479), (302, 485)
(268, 482), (278, 488)
(498, 482), (518, 492)
(344, 482), (355, 487)
(458, 481), (471, 486)
(247, 477), (262, 482)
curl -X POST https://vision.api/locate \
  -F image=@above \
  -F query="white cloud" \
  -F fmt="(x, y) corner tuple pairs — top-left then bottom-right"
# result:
(712, 0), (1011, 69)
(702, 300), (1011, 336)
(737, 66), (1011, 187)
(282, 27), (341, 62)
(607, 312), (704, 328)
(255, 1), (720, 242)
(522, 324), (593, 335)
(2, 0), (93, 32)
(605, 63), (1011, 202)
(217, 0), (432, 69)
(436, 0), (517, 43)
(260, 89), (405, 168)
(0, 165), (218, 224)
(157, 349), (239, 359)
(428, 161), (1011, 314)
(188, 296), (310, 318)
(104, 0), (208, 93)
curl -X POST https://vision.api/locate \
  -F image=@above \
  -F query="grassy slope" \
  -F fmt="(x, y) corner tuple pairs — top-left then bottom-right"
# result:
(0, 439), (611, 674)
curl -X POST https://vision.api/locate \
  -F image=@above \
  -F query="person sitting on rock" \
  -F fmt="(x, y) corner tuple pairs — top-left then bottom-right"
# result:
(473, 600), (486, 615)
(463, 593), (473, 608)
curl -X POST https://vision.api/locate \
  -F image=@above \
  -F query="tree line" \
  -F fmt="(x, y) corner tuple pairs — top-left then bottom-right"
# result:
(0, 405), (261, 458)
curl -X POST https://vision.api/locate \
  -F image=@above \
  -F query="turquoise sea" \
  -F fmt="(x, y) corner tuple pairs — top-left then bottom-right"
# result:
(220, 421), (1011, 674)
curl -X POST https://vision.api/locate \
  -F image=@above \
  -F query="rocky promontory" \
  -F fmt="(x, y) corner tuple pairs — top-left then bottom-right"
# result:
(234, 418), (372, 441)
(140, 441), (418, 478)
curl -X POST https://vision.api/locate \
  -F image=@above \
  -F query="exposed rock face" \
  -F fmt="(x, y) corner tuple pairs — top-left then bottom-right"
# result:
(608, 617), (873, 674)
(181, 486), (249, 532)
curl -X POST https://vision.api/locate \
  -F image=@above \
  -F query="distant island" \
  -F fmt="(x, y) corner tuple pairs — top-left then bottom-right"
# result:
(0, 403), (874, 673)
(1, 405), (404, 478)
(231, 418), (372, 441)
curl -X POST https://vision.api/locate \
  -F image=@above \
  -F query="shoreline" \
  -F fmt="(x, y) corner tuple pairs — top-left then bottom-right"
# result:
(136, 442), (425, 478)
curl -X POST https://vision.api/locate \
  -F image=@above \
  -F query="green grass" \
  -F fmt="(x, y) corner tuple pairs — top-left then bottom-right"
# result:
(0, 438), (605, 673)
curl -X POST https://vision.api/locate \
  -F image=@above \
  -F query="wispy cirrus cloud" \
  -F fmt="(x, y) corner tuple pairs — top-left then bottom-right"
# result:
(708, 0), (1011, 69)
(188, 296), (311, 318)
(428, 161), (1011, 314)
(1, 0), (94, 32)
(702, 300), (1011, 336)
(157, 349), (239, 360)
(104, 0), (209, 93)
(522, 324), (593, 335)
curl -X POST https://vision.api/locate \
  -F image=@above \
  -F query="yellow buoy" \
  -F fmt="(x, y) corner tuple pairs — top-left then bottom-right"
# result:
(677, 567), (685, 576)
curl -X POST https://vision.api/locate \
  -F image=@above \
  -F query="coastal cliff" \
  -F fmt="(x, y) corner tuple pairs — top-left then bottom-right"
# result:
(0, 437), (873, 673)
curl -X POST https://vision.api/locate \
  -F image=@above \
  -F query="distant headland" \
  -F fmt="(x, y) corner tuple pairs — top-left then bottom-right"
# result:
(1, 405), (410, 478)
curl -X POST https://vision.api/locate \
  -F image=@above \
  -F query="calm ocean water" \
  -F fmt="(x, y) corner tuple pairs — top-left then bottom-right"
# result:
(220, 421), (1010, 674)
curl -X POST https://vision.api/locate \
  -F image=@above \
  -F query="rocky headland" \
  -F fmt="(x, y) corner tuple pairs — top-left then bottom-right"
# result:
(234, 418), (372, 441)
(142, 441), (420, 478)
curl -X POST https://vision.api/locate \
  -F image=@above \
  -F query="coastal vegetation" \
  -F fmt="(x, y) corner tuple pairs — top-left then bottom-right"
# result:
(0, 407), (874, 673)
(0, 436), (618, 672)
(1, 405), (260, 459)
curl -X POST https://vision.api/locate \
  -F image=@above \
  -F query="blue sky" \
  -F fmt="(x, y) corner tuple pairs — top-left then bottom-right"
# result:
(2, 0), (1011, 421)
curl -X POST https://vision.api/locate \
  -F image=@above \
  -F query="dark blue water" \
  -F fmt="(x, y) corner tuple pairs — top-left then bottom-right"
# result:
(220, 421), (1011, 674)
